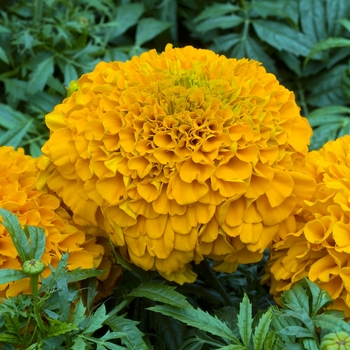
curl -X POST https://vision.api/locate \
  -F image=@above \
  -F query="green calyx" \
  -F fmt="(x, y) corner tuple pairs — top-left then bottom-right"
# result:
(22, 259), (46, 276)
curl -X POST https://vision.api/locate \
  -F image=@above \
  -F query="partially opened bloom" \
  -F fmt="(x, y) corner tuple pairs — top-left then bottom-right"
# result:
(0, 146), (120, 299)
(38, 44), (314, 283)
(264, 135), (350, 316)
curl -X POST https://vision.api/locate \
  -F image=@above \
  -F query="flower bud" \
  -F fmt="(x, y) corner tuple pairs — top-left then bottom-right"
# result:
(22, 259), (46, 276)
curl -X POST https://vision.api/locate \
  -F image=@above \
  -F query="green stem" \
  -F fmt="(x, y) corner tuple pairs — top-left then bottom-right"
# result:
(31, 274), (39, 304)
(30, 274), (45, 335)
(200, 259), (233, 307)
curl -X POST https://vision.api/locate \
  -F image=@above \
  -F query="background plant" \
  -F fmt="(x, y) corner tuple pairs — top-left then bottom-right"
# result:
(1, 0), (350, 154)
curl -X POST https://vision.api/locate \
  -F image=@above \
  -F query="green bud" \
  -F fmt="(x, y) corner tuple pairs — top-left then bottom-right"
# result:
(66, 80), (79, 97)
(22, 259), (46, 276)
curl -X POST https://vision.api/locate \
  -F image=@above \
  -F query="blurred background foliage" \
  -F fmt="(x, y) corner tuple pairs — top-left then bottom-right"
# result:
(0, 0), (350, 155)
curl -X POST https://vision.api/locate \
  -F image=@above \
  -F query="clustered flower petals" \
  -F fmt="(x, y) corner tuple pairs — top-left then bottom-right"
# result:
(39, 44), (313, 283)
(0, 146), (120, 298)
(264, 136), (350, 316)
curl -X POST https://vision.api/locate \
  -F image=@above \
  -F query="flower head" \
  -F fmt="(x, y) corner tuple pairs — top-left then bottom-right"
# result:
(39, 44), (313, 283)
(264, 135), (350, 316)
(0, 146), (120, 299)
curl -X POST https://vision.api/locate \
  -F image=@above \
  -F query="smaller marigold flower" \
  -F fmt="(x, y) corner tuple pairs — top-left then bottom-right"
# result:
(264, 136), (350, 316)
(0, 146), (121, 299)
(39, 44), (314, 283)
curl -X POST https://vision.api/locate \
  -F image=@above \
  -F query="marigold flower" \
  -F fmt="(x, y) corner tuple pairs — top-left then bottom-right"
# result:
(39, 44), (313, 283)
(0, 146), (120, 299)
(264, 136), (350, 316)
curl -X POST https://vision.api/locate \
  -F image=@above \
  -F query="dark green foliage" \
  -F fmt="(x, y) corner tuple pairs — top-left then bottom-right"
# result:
(1, 0), (350, 153)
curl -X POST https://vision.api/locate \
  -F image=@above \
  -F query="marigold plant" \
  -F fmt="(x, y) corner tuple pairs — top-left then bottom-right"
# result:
(38, 44), (315, 284)
(0, 146), (120, 299)
(264, 135), (350, 316)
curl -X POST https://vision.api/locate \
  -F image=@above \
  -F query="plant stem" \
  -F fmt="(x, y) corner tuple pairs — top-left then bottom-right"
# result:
(30, 274), (45, 335)
(31, 275), (39, 304)
(200, 259), (233, 307)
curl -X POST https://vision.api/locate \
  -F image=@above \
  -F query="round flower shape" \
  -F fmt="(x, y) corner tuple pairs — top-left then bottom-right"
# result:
(264, 136), (350, 316)
(0, 146), (120, 299)
(39, 44), (314, 284)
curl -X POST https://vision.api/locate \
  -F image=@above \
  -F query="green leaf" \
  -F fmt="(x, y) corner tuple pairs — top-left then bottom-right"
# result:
(0, 208), (31, 262)
(23, 226), (46, 261)
(66, 268), (105, 283)
(194, 15), (243, 33)
(47, 319), (79, 337)
(193, 3), (240, 23)
(112, 3), (145, 38)
(305, 38), (350, 64)
(278, 51), (302, 76)
(83, 304), (108, 334)
(281, 283), (310, 315)
(252, 309), (272, 350)
(237, 294), (252, 347)
(29, 142), (43, 157)
(0, 119), (33, 149)
(85, 276), (99, 313)
(135, 18), (172, 47)
(0, 269), (28, 284)
(63, 63), (79, 87)
(0, 103), (29, 128)
(299, 0), (327, 43)
(307, 105), (350, 122)
(306, 64), (348, 107)
(279, 326), (314, 338)
(72, 299), (87, 326)
(326, 0), (350, 36)
(302, 339), (319, 350)
(271, 309), (296, 343)
(148, 305), (240, 344)
(244, 36), (277, 74)
(312, 314), (350, 333)
(26, 55), (54, 95)
(253, 19), (313, 56)
(106, 315), (148, 349)
(338, 18), (350, 33)
(249, 0), (298, 24)
(72, 336), (88, 350)
(0, 25), (11, 34)
(264, 330), (278, 350)
(211, 33), (241, 52)
(303, 279), (333, 316)
(310, 123), (340, 150)
(217, 345), (245, 350)
(129, 281), (191, 308)
(0, 333), (19, 344)
(282, 309), (318, 340)
(56, 272), (72, 322)
(152, 313), (186, 350)
(0, 46), (9, 64)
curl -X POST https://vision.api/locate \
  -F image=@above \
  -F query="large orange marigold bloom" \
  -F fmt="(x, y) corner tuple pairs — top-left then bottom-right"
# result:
(0, 146), (120, 299)
(264, 135), (350, 316)
(38, 44), (314, 284)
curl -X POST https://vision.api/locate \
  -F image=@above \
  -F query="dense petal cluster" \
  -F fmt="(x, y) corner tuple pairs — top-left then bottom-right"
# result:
(0, 146), (120, 298)
(264, 136), (350, 316)
(39, 44), (314, 283)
